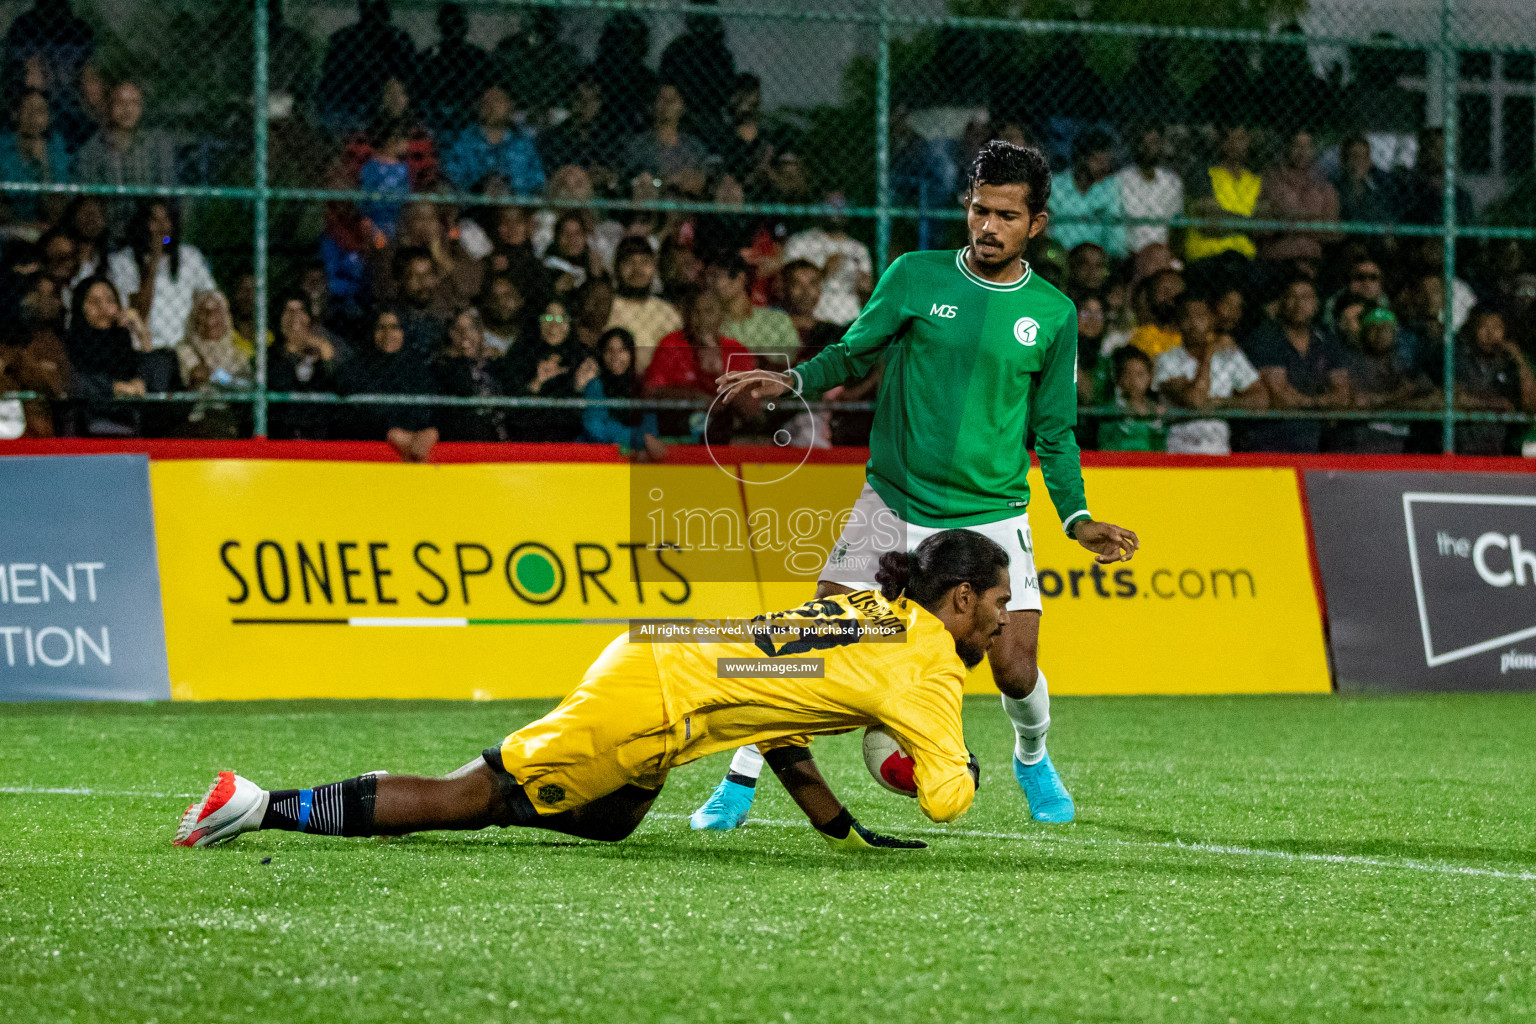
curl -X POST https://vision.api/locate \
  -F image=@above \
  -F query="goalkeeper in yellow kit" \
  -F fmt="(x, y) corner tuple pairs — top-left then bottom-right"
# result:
(173, 530), (1008, 853)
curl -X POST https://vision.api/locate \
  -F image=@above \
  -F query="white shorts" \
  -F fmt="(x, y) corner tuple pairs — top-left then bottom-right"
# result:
(821, 483), (1043, 613)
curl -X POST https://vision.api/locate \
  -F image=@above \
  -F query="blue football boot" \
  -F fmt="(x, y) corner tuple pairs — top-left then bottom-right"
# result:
(1014, 751), (1075, 823)
(689, 777), (755, 830)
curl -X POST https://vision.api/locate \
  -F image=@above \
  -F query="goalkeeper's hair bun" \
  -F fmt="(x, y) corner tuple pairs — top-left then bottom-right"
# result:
(875, 550), (915, 600)
(875, 530), (1011, 608)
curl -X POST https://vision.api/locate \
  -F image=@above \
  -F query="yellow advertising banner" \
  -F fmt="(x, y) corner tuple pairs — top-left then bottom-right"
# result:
(737, 463), (1331, 696)
(151, 460), (761, 700)
(152, 460), (1329, 700)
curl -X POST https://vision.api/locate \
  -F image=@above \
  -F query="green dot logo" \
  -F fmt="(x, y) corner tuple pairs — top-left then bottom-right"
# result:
(504, 543), (566, 605)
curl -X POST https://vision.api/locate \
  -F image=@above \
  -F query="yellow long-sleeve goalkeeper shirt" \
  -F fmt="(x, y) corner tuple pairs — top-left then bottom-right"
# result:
(653, 590), (975, 823)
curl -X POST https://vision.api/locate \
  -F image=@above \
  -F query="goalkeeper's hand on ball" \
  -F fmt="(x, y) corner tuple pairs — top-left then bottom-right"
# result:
(816, 809), (927, 852)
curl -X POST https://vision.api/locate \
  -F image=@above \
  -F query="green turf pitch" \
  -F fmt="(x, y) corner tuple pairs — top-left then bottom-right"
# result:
(1, 696), (1533, 1023)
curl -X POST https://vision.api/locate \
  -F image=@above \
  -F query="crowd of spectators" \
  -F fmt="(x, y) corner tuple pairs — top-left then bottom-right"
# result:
(1, 0), (1535, 456)
(1060, 122), (1536, 456)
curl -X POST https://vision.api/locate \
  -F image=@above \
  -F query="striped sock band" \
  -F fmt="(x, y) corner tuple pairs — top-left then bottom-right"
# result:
(259, 775), (378, 836)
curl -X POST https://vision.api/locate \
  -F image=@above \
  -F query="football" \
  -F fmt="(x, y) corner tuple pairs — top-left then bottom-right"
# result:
(862, 725), (917, 797)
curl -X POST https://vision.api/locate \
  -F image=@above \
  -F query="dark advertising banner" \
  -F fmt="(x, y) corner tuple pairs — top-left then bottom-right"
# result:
(1306, 469), (1536, 691)
(0, 455), (170, 700)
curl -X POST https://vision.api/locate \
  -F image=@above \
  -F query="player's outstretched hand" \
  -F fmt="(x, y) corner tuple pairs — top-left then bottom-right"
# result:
(1074, 519), (1139, 564)
(716, 368), (794, 405)
(818, 811), (928, 852)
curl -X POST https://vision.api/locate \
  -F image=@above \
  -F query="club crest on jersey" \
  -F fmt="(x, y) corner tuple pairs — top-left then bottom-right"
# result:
(1013, 317), (1040, 346)
(930, 303), (958, 318)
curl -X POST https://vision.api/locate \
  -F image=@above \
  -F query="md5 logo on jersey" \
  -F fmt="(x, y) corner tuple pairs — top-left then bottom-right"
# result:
(1013, 317), (1040, 346)
(1403, 491), (1536, 667)
(930, 304), (958, 318)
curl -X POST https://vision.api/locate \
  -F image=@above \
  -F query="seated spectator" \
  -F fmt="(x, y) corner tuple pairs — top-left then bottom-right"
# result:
(3, 0), (95, 151)
(1395, 127), (1474, 227)
(418, 2), (494, 135)
(175, 290), (249, 390)
(1186, 124), (1262, 264)
(1244, 276), (1351, 452)
(267, 293), (340, 440)
(708, 253), (799, 368)
(1096, 347), (1165, 452)
(443, 86), (545, 196)
(1325, 256), (1389, 327)
(580, 326), (664, 458)
(74, 80), (175, 238)
(1337, 305), (1436, 454)
(1116, 126), (1183, 257)
(106, 199), (216, 394)
(658, 10), (736, 142)
(1065, 242), (1110, 300)
(175, 290), (251, 439)
(226, 273), (274, 361)
(340, 76), (440, 191)
(1049, 128), (1125, 259)
(782, 196), (872, 327)
(622, 83), (708, 198)
(320, 202), (385, 330)
(0, 89), (69, 226)
(607, 236), (681, 374)
(1453, 307), (1536, 456)
(1333, 133), (1398, 225)
(477, 271), (531, 358)
(339, 308), (439, 461)
(317, 0), (418, 136)
(1212, 286), (1246, 349)
(539, 71), (620, 194)
(643, 285), (755, 442)
(60, 195), (107, 278)
(1075, 291), (1110, 398)
(657, 236), (701, 303)
(433, 307), (510, 442)
(542, 209), (603, 296)
(591, 12), (657, 136)
(1260, 130), (1339, 264)
(35, 226), (80, 323)
(1128, 268), (1185, 359)
(889, 103), (956, 215)
(493, 8), (581, 125)
(0, 270), (70, 436)
(1153, 294), (1267, 455)
(715, 73), (773, 198)
(372, 201), (482, 312)
(359, 121), (413, 241)
(781, 257), (874, 447)
(378, 246), (451, 353)
(62, 275), (145, 436)
(504, 298), (592, 441)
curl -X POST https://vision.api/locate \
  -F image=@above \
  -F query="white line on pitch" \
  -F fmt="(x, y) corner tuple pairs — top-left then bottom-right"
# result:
(651, 814), (1536, 883)
(0, 785), (197, 799)
(4, 787), (1530, 883)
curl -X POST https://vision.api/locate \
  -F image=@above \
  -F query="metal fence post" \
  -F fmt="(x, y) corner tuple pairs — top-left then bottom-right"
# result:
(1440, 0), (1459, 454)
(252, 0), (270, 438)
(874, 0), (891, 272)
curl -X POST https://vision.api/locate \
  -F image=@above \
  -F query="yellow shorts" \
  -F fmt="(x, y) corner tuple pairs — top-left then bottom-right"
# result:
(497, 633), (673, 815)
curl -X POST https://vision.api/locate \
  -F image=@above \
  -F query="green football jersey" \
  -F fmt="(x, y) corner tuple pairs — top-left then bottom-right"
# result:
(792, 247), (1089, 531)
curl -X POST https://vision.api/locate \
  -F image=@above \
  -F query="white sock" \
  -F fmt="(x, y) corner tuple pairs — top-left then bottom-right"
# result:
(1001, 670), (1050, 765)
(728, 745), (765, 781)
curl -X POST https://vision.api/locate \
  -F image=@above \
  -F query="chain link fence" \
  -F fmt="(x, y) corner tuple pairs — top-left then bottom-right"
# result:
(0, 0), (1533, 455)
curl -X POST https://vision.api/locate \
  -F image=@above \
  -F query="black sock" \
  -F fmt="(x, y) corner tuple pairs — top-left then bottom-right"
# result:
(725, 771), (757, 789)
(259, 775), (378, 836)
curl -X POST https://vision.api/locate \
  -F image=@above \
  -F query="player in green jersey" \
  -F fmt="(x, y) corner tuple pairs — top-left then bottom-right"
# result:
(691, 140), (1139, 828)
